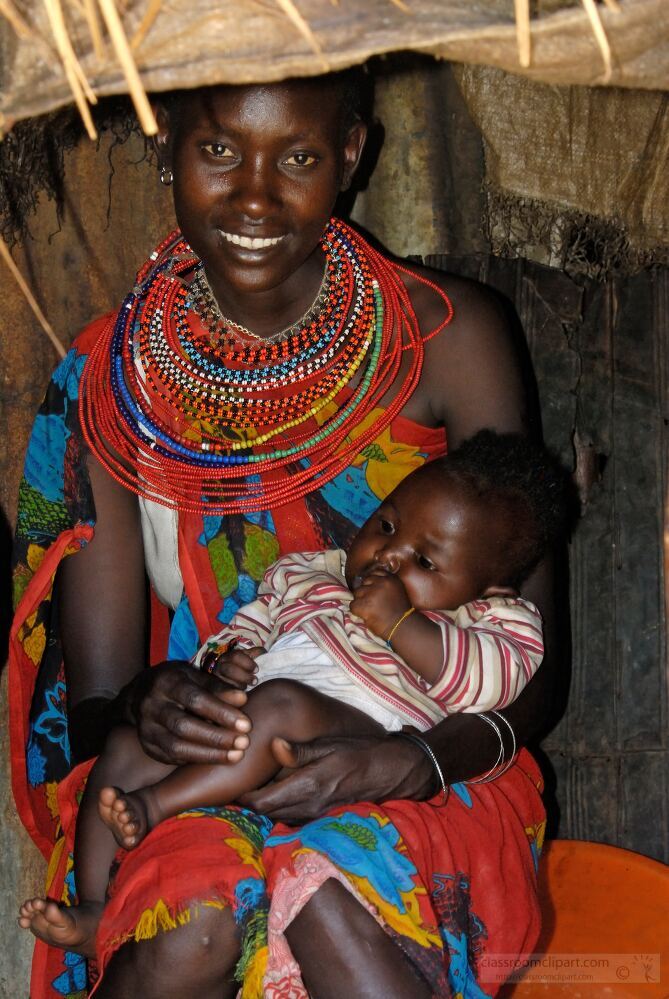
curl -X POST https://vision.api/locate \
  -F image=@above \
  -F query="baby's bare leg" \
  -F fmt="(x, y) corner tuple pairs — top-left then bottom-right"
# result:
(93, 726), (178, 851)
(18, 725), (174, 955)
(115, 680), (385, 834)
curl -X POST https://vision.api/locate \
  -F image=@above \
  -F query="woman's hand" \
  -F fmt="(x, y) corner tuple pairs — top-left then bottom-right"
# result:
(239, 733), (435, 825)
(129, 660), (252, 766)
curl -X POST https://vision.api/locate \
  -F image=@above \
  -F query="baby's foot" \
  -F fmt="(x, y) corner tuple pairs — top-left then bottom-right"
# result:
(98, 785), (151, 849)
(17, 897), (102, 956)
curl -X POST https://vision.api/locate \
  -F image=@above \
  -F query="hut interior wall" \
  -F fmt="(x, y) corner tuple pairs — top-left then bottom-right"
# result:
(422, 253), (669, 864)
(0, 59), (667, 990)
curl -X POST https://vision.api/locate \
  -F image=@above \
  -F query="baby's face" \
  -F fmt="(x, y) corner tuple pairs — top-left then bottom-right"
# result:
(346, 470), (508, 611)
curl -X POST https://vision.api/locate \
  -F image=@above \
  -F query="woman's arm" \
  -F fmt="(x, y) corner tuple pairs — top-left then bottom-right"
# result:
(241, 270), (560, 822)
(62, 457), (251, 765)
(60, 456), (147, 761)
(423, 555), (557, 781)
(420, 276), (558, 773)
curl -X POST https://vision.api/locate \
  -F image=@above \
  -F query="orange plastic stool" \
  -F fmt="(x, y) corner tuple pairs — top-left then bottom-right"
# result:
(503, 839), (668, 998)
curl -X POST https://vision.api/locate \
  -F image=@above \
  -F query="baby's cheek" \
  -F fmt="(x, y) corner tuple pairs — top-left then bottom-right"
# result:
(399, 574), (423, 608)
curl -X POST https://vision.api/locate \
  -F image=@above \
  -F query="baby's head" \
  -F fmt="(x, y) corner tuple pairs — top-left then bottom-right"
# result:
(345, 430), (566, 611)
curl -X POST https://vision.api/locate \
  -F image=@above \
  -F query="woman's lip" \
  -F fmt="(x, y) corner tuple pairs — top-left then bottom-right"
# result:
(217, 229), (286, 250)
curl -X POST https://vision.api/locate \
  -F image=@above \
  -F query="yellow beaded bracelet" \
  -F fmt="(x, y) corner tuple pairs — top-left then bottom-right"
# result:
(385, 607), (415, 648)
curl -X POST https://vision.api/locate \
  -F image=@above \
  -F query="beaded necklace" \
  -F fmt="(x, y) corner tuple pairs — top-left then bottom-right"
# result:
(80, 218), (454, 514)
(191, 259), (331, 346)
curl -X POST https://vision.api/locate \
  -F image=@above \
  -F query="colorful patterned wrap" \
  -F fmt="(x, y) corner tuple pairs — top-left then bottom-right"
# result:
(10, 310), (546, 998)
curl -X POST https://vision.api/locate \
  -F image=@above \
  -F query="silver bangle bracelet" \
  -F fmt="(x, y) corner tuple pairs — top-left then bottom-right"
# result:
(464, 713), (504, 784)
(464, 711), (517, 785)
(394, 732), (449, 804)
(491, 710), (517, 774)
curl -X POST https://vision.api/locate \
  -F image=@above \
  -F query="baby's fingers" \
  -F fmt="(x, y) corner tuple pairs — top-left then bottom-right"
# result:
(213, 650), (259, 689)
(222, 662), (258, 689)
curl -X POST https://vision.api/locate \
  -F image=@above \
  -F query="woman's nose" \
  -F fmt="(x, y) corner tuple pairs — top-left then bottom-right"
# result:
(234, 158), (279, 220)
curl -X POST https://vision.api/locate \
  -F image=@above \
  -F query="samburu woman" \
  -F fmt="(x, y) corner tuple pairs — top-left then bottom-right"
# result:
(11, 70), (553, 998)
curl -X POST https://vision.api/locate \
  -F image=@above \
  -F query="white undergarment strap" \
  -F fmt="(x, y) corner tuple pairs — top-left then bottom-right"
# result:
(138, 496), (184, 610)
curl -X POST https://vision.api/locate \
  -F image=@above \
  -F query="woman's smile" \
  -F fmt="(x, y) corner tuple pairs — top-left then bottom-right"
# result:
(216, 229), (287, 251)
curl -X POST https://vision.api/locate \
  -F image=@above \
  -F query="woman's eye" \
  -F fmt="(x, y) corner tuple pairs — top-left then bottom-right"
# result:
(202, 143), (234, 159)
(379, 518), (394, 535)
(284, 152), (317, 167)
(417, 555), (435, 571)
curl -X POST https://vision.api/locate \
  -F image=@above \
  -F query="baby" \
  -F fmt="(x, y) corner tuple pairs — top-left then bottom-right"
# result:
(19, 429), (566, 953)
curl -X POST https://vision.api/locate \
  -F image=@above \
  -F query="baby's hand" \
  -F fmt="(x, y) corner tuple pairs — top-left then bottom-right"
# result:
(201, 643), (264, 690)
(350, 569), (411, 641)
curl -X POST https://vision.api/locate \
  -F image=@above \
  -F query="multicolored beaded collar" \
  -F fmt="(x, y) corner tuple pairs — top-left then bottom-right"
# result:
(80, 218), (453, 514)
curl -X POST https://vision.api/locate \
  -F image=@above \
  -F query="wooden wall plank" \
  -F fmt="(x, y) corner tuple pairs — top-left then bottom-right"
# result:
(566, 756), (620, 846)
(621, 751), (669, 861)
(428, 255), (668, 861)
(566, 282), (619, 757)
(612, 274), (666, 751)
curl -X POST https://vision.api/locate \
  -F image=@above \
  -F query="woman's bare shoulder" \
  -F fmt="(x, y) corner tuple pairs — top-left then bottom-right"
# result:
(398, 258), (510, 348)
(396, 258), (529, 442)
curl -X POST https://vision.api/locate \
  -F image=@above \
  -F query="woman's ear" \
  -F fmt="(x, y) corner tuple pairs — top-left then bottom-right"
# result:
(340, 121), (368, 192)
(152, 102), (172, 167)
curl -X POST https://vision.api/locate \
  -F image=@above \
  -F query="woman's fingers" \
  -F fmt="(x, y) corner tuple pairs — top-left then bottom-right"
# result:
(240, 734), (432, 823)
(135, 662), (252, 765)
(239, 739), (349, 823)
(141, 711), (251, 764)
(142, 703), (250, 764)
(269, 736), (299, 769)
(172, 672), (251, 729)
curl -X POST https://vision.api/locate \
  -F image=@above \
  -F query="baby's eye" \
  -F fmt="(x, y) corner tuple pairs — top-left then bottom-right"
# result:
(417, 554), (436, 571)
(379, 518), (394, 535)
(202, 143), (234, 159)
(284, 152), (317, 167)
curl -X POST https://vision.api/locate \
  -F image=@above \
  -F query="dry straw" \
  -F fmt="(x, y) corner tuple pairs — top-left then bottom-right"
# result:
(0, 238), (67, 358)
(513, 0), (620, 81)
(0, 0), (33, 38)
(580, 0), (615, 82)
(43, 0), (98, 139)
(272, 0), (330, 71)
(130, 0), (162, 50)
(514, 0), (531, 68)
(81, 0), (105, 59)
(97, 0), (157, 133)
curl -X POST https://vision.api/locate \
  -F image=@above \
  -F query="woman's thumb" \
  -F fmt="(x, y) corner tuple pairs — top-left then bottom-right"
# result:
(271, 736), (299, 769)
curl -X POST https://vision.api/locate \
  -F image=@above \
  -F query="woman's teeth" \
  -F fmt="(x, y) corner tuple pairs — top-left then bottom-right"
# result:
(219, 231), (284, 250)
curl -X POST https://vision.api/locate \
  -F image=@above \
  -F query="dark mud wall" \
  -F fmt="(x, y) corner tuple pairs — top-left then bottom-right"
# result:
(1, 59), (666, 992)
(422, 254), (668, 863)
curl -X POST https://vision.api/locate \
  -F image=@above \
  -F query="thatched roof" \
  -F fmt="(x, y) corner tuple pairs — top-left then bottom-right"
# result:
(1, 0), (668, 136)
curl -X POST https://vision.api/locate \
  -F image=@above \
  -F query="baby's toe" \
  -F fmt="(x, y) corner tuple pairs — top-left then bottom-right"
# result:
(99, 786), (117, 806)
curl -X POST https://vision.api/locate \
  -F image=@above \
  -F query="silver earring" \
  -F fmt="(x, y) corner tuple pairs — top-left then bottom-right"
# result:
(160, 166), (174, 186)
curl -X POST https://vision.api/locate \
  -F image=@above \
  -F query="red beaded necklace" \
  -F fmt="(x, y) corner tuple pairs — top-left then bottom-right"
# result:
(80, 219), (453, 514)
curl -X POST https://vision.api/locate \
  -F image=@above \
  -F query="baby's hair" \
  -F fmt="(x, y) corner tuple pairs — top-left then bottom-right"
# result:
(425, 430), (568, 587)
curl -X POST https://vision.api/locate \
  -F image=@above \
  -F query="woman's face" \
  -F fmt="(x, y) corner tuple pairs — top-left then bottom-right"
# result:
(157, 80), (367, 307)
